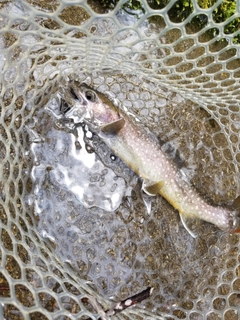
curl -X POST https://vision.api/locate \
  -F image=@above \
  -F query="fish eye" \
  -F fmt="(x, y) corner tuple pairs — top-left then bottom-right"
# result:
(85, 90), (96, 102)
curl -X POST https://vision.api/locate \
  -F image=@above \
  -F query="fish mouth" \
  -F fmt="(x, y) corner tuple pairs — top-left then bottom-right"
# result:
(68, 80), (88, 105)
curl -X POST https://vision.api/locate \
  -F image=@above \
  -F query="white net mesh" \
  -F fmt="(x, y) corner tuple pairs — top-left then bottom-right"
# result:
(0, 0), (240, 319)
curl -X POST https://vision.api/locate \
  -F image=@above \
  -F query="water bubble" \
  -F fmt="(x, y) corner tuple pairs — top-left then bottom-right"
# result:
(111, 183), (117, 192)
(110, 154), (116, 161)
(101, 169), (108, 175)
(75, 141), (81, 150)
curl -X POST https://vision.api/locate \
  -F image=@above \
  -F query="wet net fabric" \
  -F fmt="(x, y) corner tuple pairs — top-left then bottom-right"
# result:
(0, 0), (240, 319)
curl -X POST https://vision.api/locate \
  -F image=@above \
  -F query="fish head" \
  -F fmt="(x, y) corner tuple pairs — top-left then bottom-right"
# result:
(69, 81), (98, 107)
(68, 81), (120, 131)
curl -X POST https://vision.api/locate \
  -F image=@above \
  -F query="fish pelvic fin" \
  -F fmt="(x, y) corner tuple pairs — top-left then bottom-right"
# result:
(101, 118), (125, 135)
(142, 180), (164, 196)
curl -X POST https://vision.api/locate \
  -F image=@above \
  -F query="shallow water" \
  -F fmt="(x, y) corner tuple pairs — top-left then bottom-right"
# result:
(25, 77), (239, 319)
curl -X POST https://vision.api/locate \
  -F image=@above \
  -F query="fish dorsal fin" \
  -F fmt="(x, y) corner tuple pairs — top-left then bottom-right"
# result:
(179, 213), (197, 238)
(232, 195), (240, 210)
(142, 180), (164, 196)
(101, 118), (125, 135)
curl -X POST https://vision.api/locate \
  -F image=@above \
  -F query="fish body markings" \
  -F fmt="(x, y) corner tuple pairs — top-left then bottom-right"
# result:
(65, 81), (240, 236)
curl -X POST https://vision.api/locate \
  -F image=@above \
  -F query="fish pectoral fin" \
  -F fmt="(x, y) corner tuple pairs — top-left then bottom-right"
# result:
(179, 213), (197, 238)
(142, 180), (164, 196)
(101, 118), (125, 135)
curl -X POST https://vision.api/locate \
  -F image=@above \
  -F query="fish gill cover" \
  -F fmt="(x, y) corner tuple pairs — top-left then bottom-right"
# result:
(0, 0), (240, 319)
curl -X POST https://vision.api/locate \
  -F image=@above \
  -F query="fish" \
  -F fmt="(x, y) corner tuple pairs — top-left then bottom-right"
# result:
(62, 80), (240, 237)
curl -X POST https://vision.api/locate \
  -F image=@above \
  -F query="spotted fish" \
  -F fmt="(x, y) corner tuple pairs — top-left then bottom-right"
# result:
(62, 80), (240, 237)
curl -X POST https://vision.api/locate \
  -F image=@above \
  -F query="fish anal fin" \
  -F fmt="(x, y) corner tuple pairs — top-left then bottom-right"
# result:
(179, 213), (197, 238)
(101, 118), (125, 135)
(142, 181), (164, 196)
